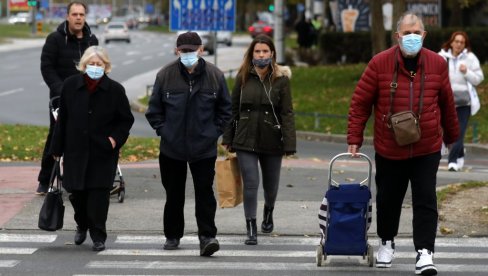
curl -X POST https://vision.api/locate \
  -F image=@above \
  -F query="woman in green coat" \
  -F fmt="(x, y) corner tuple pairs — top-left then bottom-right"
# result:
(222, 34), (296, 245)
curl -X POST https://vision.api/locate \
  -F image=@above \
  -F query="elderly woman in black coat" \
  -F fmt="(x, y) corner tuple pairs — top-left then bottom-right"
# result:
(50, 46), (134, 251)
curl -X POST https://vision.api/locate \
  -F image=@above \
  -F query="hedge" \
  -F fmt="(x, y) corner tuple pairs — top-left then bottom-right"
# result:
(320, 27), (488, 64)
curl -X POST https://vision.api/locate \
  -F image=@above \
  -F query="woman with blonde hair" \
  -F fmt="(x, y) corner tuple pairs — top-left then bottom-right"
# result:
(50, 46), (134, 251)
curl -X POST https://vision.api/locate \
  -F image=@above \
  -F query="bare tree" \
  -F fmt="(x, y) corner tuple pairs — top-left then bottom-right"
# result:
(371, 0), (386, 54)
(392, 0), (406, 44)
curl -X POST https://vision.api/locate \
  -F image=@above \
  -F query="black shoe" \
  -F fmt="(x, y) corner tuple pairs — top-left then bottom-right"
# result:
(199, 236), (220, 256)
(74, 227), (87, 245)
(163, 238), (180, 250)
(245, 218), (257, 245)
(261, 205), (274, 233)
(35, 183), (49, 195)
(92, 241), (105, 251)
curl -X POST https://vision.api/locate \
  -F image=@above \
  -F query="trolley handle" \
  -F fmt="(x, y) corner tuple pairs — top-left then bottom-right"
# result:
(328, 152), (372, 188)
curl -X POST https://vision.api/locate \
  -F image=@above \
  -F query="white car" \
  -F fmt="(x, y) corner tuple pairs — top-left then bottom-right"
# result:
(217, 31), (232, 46)
(104, 22), (130, 44)
(8, 12), (32, 25)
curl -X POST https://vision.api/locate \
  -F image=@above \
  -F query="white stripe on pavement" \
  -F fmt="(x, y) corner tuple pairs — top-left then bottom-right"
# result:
(0, 247), (37, 254)
(0, 88), (24, 97)
(114, 235), (488, 247)
(0, 234), (57, 243)
(86, 261), (488, 272)
(0, 260), (20, 268)
(99, 249), (315, 257)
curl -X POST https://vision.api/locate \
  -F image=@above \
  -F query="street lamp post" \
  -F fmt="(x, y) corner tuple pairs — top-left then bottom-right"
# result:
(273, 0), (285, 65)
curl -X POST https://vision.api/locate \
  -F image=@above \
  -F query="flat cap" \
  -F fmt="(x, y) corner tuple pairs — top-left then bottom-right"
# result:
(176, 31), (202, 51)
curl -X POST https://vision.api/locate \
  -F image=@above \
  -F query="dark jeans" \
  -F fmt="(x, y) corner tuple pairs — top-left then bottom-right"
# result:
(159, 153), (217, 239)
(38, 110), (56, 185)
(448, 105), (470, 164)
(375, 152), (440, 252)
(69, 188), (111, 243)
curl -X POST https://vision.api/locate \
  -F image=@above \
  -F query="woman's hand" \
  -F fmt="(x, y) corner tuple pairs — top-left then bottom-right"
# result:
(348, 144), (359, 157)
(108, 137), (116, 149)
(459, 64), (467, 74)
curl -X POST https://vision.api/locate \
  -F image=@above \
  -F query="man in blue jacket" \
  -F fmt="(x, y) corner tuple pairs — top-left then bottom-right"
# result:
(145, 32), (232, 257)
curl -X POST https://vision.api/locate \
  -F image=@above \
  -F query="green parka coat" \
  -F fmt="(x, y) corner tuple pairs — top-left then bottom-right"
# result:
(222, 65), (296, 155)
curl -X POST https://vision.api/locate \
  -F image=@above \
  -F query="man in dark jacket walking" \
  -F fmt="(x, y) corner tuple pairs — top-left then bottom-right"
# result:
(145, 32), (232, 256)
(36, 1), (98, 194)
(347, 13), (459, 275)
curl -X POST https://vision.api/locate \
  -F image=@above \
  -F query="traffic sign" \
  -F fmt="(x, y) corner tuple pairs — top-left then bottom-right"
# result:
(170, 0), (235, 31)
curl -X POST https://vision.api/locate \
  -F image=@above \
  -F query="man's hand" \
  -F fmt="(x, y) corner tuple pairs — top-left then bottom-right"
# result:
(348, 144), (359, 157)
(109, 137), (116, 149)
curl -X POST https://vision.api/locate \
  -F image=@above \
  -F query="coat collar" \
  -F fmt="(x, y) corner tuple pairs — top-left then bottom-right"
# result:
(73, 73), (110, 92)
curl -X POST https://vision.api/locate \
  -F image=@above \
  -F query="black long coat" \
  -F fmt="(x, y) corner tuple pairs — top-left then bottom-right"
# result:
(50, 74), (134, 192)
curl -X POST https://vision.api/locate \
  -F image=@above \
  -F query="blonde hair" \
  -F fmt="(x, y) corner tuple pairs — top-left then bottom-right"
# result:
(77, 46), (112, 73)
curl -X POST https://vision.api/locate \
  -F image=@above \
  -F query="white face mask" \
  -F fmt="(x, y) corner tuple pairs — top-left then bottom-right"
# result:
(180, 51), (199, 68)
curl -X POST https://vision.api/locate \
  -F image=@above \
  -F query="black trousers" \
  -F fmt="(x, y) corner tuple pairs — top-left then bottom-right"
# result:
(38, 110), (56, 185)
(69, 188), (111, 243)
(375, 152), (440, 252)
(159, 153), (217, 239)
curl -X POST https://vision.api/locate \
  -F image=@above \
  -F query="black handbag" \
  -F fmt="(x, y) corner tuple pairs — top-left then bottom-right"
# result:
(38, 160), (65, 231)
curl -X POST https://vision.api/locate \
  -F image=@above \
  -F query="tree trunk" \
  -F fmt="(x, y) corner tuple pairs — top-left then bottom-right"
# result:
(371, 0), (386, 54)
(391, 0), (406, 45)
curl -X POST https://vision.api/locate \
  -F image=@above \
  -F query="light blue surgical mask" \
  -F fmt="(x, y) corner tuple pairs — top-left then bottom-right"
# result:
(400, 34), (423, 56)
(85, 65), (104, 80)
(180, 51), (199, 68)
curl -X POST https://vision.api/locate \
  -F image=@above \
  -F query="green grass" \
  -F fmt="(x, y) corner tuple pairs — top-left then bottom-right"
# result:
(0, 23), (53, 39)
(0, 124), (160, 162)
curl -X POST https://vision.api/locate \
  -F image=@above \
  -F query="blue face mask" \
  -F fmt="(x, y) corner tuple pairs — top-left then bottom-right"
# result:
(85, 65), (104, 80)
(252, 58), (272, 68)
(180, 51), (199, 68)
(401, 34), (423, 56)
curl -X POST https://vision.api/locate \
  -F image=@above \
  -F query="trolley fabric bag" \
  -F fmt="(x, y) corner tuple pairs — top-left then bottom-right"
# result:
(38, 160), (65, 231)
(216, 155), (243, 208)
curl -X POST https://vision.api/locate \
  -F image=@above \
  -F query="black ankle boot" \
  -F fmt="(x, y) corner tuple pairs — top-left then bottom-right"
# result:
(261, 205), (274, 233)
(245, 218), (257, 245)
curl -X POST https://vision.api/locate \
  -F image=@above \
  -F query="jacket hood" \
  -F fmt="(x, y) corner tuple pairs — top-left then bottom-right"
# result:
(276, 65), (292, 79)
(57, 21), (94, 45)
(438, 48), (468, 59)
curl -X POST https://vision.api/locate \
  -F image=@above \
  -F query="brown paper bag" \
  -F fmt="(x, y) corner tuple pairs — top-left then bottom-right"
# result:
(216, 155), (243, 208)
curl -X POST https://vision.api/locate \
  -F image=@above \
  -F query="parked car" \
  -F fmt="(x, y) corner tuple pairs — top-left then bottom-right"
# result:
(104, 22), (130, 44)
(248, 12), (274, 38)
(176, 31), (215, 55)
(217, 31), (232, 46)
(86, 14), (99, 29)
(8, 12), (32, 25)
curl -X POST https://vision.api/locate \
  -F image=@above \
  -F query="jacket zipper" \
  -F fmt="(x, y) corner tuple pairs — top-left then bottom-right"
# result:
(185, 80), (194, 161)
(409, 80), (414, 157)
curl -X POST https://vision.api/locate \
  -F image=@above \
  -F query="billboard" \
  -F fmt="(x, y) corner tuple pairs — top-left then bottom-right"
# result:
(9, 0), (29, 12)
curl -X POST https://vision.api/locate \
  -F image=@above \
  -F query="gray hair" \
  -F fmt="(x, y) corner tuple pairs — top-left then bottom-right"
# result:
(396, 12), (424, 32)
(76, 46), (112, 73)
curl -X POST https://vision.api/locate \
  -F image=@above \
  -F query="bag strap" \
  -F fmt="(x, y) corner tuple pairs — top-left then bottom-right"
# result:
(48, 160), (61, 191)
(388, 48), (425, 119)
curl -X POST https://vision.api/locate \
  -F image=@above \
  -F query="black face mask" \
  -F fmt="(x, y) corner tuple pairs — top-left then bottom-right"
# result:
(252, 58), (272, 68)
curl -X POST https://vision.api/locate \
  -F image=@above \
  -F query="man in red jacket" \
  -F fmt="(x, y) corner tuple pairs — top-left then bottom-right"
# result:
(347, 12), (459, 276)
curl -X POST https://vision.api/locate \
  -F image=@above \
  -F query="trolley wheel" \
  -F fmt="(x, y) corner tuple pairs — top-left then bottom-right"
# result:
(316, 245), (323, 267)
(118, 190), (125, 203)
(367, 244), (374, 267)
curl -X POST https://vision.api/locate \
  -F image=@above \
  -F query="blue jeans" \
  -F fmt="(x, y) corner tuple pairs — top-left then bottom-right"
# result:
(448, 106), (470, 164)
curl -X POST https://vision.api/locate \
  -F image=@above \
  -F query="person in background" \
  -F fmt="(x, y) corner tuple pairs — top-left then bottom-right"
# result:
(222, 34), (296, 246)
(37, 1), (98, 195)
(347, 13), (459, 275)
(50, 46), (134, 252)
(438, 31), (484, 172)
(145, 31), (232, 257)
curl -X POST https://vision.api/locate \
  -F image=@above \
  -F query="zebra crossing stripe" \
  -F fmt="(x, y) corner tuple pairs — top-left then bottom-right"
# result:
(0, 260), (20, 268)
(115, 235), (488, 247)
(86, 261), (488, 272)
(0, 234), (57, 243)
(99, 249), (315, 257)
(0, 247), (37, 254)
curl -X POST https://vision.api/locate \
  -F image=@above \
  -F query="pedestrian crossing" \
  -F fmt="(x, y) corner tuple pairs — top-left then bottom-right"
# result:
(0, 233), (487, 275)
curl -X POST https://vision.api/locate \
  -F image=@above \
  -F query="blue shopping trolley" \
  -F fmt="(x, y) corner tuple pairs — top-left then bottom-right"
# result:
(316, 152), (374, 267)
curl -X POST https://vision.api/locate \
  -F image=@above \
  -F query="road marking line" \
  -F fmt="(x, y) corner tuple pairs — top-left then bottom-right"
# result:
(0, 233), (57, 243)
(0, 88), (24, 97)
(122, 60), (135, 65)
(0, 260), (20, 268)
(86, 261), (488, 272)
(0, 247), (37, 254)
(99, 249), (315, 257)
(142, 56), (153, 60)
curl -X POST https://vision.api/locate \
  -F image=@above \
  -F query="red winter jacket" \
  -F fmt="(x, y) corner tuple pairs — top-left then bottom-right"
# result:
(347, 45), (459, 160)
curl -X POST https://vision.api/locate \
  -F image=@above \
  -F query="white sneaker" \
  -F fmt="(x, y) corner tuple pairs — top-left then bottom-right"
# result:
(415, 249), (437, 275)
(456, 157), (464, 171)
(376, 240), (395, 268)
(448, 162), (458, 172)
